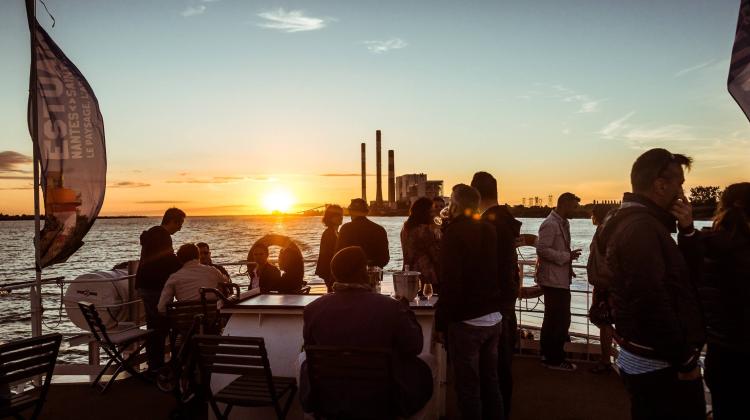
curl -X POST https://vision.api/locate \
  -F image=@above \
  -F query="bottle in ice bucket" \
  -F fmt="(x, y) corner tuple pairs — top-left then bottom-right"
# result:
(367, 264), (382, 294)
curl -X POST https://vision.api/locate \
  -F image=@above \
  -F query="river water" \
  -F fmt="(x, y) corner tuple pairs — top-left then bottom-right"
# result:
(0, 215), (710, 363)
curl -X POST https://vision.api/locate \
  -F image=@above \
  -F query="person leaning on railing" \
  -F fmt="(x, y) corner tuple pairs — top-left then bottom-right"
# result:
(679, 182), (750, 420)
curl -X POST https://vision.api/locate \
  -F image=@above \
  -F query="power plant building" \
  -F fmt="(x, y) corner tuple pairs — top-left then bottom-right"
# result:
(396, 173), (444, 205)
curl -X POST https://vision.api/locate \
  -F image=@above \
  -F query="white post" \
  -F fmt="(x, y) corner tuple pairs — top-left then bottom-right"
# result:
(26, 0), (43, 338)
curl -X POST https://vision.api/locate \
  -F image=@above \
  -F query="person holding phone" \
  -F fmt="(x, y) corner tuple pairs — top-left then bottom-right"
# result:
(536, 192), (582, 371)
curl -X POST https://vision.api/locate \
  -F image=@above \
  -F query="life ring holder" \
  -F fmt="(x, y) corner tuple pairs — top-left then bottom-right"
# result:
(246, 234), (301, 274)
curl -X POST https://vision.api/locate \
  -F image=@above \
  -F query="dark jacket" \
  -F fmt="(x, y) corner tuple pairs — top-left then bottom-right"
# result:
(301, 289), (432, 417)
(210, 263), (230, 279)
(336, 217), (390, 268)
(315, 227), (338, 289)
(255, 263), (282, 293)
(481, 205), (522, 315)
(682, 229), (750, 352)
(135, 225), (182, 291)
(601, 193), (704, 370)
(436, 215), (501, 331)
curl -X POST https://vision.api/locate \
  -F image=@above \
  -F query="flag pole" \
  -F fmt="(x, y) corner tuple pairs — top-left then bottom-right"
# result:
(25, 0), (43, 338)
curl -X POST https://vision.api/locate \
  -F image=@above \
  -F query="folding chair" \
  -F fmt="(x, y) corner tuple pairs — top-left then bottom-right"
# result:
(304, 345), (397, 420)
(0, 333), (62, 420)
(157, 300), (206, 393)
(77, 301), (154, 393)
(193, 335), (297, 420)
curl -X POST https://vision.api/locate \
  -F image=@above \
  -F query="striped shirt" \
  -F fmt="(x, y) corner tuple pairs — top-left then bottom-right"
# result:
(616, 347), (670, 374)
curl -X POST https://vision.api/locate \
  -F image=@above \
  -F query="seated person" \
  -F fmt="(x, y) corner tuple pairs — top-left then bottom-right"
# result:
(196, 241), (230, 278)
(247, 243), (282, 292)
(157, 243), (230, 313)
(276, 245), (306, 293)
(300, 246), (433, 418)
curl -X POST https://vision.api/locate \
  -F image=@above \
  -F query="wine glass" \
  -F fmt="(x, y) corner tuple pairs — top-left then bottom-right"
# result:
(423, 283), (433, 301)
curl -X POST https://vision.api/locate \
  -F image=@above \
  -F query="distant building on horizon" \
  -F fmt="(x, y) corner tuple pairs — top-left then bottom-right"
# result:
(396, 173), (444, 206)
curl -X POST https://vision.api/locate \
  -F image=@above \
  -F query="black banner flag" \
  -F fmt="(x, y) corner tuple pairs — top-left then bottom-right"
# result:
(28, 19), (106, 268)
(729, 0), (750, 121)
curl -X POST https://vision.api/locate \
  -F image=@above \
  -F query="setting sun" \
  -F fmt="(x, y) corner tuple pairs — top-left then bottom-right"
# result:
(262, 189), (295, 214)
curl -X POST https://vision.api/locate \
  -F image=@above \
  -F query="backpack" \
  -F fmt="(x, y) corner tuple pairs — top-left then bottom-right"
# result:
(587, 216), (615, 290)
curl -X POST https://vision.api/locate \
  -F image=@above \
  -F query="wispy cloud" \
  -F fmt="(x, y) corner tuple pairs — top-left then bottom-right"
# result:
(181, 5), (206, 17)
(257, 8), (328, 33)
(0, 151), (32, 173)
(108, 181), (151, 188)
(599, 112), (635, 139)
(674, 59), (715, 77)
(135, 200), (190, 204)
(363, 38), (408, 54)
(166, 175), (245, 184)
(320, 173), (374, 177)
(524, 84), (601, 113)
(623, 124), (695, 143)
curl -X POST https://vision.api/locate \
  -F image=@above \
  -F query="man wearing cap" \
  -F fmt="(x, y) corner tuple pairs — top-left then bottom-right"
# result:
(536, 192), (582, 371)
(336, 198), (390, 268)
(599, 148), (704, 419)
(300, 246), (432, 417)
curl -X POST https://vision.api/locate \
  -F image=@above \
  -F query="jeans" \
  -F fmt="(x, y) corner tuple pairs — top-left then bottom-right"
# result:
(620, 366), (705, 420)
(540, 286), (570, 364)
(446, 321), (504, 420)
(138, 288), (166, 371)
(705, 343), (747, 420)
(497, 311), (516, 419)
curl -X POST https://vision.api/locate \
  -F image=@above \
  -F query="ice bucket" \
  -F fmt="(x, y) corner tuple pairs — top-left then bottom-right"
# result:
(393, 271), (421, 301)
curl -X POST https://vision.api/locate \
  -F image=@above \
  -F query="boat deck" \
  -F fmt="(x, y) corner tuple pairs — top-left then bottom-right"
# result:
(32, 356), (629, 419)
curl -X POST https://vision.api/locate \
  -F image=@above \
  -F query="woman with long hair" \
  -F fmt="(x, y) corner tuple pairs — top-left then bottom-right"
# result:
(315, 205), (344, 292)
(400, 197), (440, 294)
(685, 183), (750, 419)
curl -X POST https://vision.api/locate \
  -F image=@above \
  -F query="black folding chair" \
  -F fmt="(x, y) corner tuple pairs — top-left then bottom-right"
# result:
(304, 345), (397, 420)
(0, 333), (62, 420)
(193, 335), (297, 420)
(198, 287), (239, 335)
(77, 301), (153, 393)
(157, 300), (206, 393)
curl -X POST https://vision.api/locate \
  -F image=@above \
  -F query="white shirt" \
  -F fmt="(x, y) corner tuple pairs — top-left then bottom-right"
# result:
(158, 260), (229, 312)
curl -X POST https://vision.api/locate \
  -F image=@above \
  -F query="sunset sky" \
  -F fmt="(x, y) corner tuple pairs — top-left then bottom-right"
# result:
(1, 0), (749, 215)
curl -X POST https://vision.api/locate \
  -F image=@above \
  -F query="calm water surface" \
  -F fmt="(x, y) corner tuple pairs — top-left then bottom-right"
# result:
(0, 216), (710, 362)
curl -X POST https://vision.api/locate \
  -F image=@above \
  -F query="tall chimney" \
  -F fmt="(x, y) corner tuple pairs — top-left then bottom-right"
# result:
(388, 150), (395, 204)
(375, 130), (383, 205)
(360, 142), (366, 201)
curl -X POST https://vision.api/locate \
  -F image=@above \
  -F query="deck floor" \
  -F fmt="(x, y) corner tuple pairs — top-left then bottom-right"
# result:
(29, 354), (630, 419)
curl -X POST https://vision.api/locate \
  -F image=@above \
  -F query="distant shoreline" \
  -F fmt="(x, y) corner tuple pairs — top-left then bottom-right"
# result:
(0, 214), (148, 221)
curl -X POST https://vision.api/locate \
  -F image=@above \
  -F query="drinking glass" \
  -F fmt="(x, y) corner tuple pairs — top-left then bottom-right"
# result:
(423, 283), (433, 300)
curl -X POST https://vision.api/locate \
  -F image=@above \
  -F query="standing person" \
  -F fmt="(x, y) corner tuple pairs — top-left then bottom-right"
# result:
(196, 242), (230, 278)
(536, 192), (581, 371)
(315, 205), (344, 292)
(586, 204), (615, 374)
(683, 183), (750, 419)
(471, 171), (521, 418)
(400, 197), (440, 295)
(135, 207), (185, 373)
(437, 184), (503, 420)
(600, 148), (704, 420)
(336, 198), (390, 268)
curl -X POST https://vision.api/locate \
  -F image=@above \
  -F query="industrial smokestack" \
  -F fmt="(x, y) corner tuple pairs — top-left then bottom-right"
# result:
(360, 142), (366, 201)
(375, 130), (383, 205)
(388, 150), (395, 204)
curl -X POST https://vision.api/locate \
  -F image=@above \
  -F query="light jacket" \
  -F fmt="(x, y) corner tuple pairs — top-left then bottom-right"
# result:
(157, 260), (228, 312)
(536, 210), (573, 289)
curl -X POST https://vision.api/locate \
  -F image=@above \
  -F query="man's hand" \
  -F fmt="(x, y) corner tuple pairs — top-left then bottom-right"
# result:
(570, 249), (582, 261)
(670, 195), (694, 231)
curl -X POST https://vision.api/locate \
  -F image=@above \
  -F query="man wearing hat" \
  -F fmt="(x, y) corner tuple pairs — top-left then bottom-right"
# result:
(336, 198), (390, 268)
(300, 246), (432, 417)
(536, 192), (582, 371)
